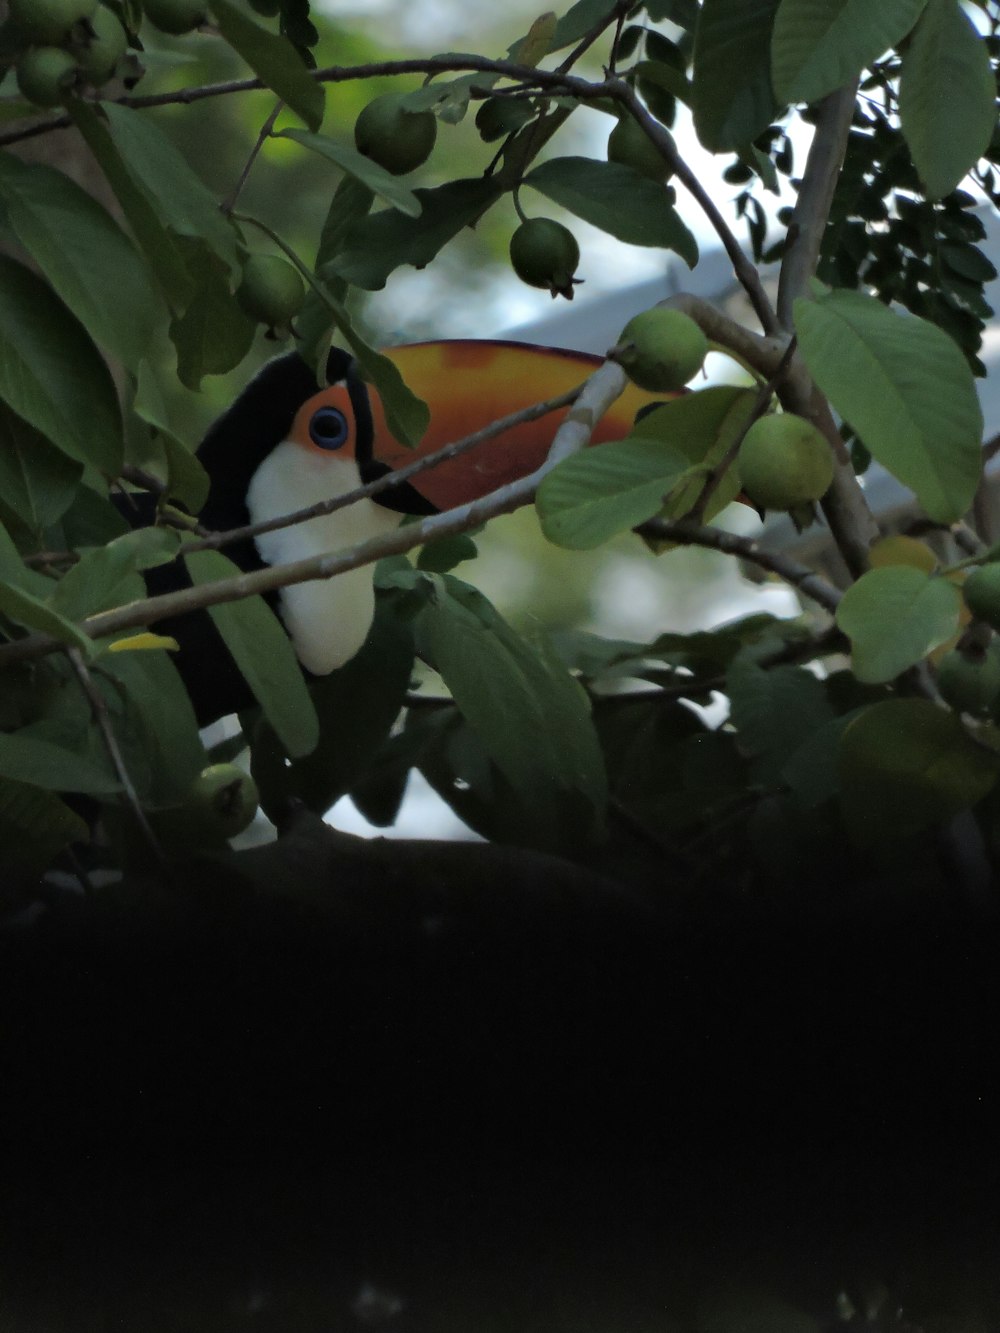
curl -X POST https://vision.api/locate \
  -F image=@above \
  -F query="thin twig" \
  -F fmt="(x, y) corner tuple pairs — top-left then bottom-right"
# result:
(222, 98), (284, 216)
(0, 55), (593, 147)
(554, 0), (630, 74)
(66, 647), (164, 861)
(636, 517), (843, 615)
(609, 81), (780, 336)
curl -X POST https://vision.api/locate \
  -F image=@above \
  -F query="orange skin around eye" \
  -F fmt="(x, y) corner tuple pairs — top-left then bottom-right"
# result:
(288, 340), (679, 511)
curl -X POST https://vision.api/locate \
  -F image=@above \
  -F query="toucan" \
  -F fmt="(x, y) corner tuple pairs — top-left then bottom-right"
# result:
(132, 340), (664, 726)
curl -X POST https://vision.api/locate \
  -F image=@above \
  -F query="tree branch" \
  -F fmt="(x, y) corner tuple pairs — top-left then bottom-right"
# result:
(608, 81), (780, 337)
(651, 293), (789, 374)
(768, 80), (877, 580)
(636, 517), (843, 615)
(776, 82), (858, 330)
(0, 56), (602, 147)
(0, 362), (630, 668)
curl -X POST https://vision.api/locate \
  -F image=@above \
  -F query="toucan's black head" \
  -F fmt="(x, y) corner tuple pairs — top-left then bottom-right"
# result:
(197, 348), (435, 540)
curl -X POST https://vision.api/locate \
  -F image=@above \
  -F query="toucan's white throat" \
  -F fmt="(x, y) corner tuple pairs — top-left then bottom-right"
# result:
(245, 440), (401, 675)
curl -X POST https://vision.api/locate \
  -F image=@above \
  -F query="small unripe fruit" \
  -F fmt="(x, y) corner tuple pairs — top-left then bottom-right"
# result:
(76, 4), (127, 84)
(237, 254), (306, 331)
(16, 45), (77, 105)
(937, 644), (1000, 716)
(611, 307), (707, 392)
(607, 116), (674, 183)
(188, 764), (260, 839)
(738, 413), (835, 512)
(509, 217), (581, 301)
(354, 92), (437, 175)
(9, 0), (96, 42)
(142, 0), (205, 34)
(962, 562), (1000, 632)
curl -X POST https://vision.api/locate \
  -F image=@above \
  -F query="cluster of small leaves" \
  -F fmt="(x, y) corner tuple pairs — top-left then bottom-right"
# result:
(816, 96), (998, 374)
(684, 1), (999, 364)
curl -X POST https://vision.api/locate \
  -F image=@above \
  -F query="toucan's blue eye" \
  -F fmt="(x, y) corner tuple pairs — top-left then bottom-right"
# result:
(309, 406), (349, 450)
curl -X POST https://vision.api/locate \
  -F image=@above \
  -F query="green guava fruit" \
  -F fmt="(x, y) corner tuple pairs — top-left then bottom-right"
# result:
(142, 0), (206, 35)
(509, 217), (581, 300)
(607, 116), (674, 183)
(354, 92), (437, 175)
(937, 644), (1000, 716)
(188, 764), (260, 839)
(16, 45), (78, 105)
(76, 4), (127, 83)
(737, 413), (835, 513)
(611, 307), (708, 392)
(237, 254), (306, 330)
(962, 562), (1000, 632)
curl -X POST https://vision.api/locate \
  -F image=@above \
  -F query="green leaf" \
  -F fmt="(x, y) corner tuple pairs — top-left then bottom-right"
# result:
(276, 129), (421, 215)
(210, 0), (324, 130)
(839, 698), (1000, 843)
(0, 777), (89, 878)
(626, 385), (758, 519)
(297, 177), (374, 368)
(100, 103), (242, 273)
(417, 533), (478, 572)
(835, 566), (961, 683)
(0, 255), (123, 475)
(252, 599), (414, 819)
(548, 0), (619, 50)
(899, 0), (996, 199)
(169, 245), (256, 390)
(0, 155), (161, 371)
(632, 59), (692, 107)
(310, 283), (429, 446)
(49, 554), (143, 626)
(0, 521), (57, 596)
(402, 72), (495, 124)
(691, 0), (781, 150)
(0, 402), (82, 533)
(727, 652), (834, 784)
(48, 529), (173, 622)
(68, 102), (197, 309)
(524, 157), (699, 264)
(134, 362), (210, 512)
(415, 577), (607, 847)
(162, 436), (211, 514)
(793, 289), (982, 523)
(185, 549), (319, 758)
(781, 710), (863, 808)
(0, 731), (120, 794)
(0, 578), (94, 654)
(330, 177), (502, 290)
(536, 437), (690, 549)
(772, 0), (928, 103)
(99, 649), (207, 803)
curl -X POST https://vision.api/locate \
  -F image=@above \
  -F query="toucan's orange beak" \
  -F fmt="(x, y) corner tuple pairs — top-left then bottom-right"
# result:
(369, 340), (676, 510)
